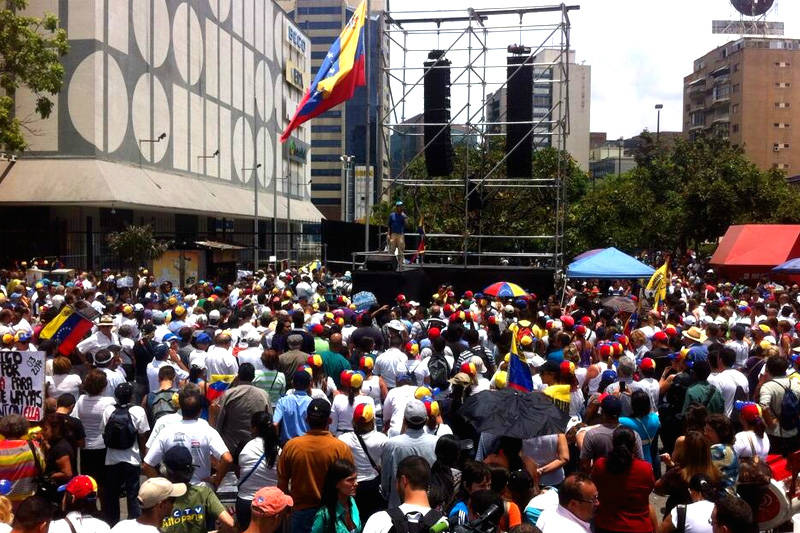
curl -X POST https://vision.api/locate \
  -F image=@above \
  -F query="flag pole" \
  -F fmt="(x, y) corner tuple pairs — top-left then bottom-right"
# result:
(363, 0), (372, 258)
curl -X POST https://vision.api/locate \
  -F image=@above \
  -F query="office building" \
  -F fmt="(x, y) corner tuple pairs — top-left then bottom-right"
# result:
(683, 37), (800, 174)
(485, 49), (591, 170)
(277, 0), (389, 220)
(0, 0), (318, 276)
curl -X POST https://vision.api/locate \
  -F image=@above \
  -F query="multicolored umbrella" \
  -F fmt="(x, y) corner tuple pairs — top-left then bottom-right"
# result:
(483, 282), (528, 299)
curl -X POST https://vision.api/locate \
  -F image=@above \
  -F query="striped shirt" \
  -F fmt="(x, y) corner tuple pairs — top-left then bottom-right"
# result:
(0, 439), (43, 502)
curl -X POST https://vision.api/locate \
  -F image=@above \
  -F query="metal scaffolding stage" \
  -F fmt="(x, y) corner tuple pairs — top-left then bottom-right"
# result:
(357, 3), (579, 282)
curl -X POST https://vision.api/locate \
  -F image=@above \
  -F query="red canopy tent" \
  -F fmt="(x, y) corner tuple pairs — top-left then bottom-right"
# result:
(710, 224), (800, 280)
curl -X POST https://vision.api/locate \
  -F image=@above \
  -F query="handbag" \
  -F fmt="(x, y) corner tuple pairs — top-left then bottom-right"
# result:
(737, 435), (772, 486)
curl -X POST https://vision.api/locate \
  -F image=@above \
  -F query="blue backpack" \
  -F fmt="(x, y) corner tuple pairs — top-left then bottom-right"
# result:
(773, 380), (800, 431)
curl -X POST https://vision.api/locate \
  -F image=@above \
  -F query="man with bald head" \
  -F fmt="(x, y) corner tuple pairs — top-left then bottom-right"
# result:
(320, 332), (351, 387)
(278, 334), (310, 379)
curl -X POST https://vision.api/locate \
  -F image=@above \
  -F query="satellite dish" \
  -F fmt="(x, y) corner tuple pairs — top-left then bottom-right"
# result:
(730, 0), (775, 17)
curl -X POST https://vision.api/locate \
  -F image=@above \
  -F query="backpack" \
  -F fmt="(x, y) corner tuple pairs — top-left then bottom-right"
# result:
(773, 380), (800, 431)
(469, 345), (495, 376)
(102, 405), (137, 450)
(428, 352), (451, 389)
(147, 389), (178, 423)
(387, 507), (446, 533)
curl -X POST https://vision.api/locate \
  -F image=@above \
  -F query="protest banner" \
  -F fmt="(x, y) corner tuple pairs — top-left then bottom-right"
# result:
(0, 351), (45, 421)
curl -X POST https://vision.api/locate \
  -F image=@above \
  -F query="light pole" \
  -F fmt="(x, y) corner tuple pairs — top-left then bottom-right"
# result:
(196, 148), (219, 174)
(655, 104), (663, 143)
(340, 155), (355, 222)
(137, 132), (167, 167)
(617, 137), (624, 175)
(243, 163), (262, 271)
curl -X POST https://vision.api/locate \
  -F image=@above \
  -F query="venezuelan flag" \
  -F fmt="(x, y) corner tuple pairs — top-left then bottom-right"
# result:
(206, 374), (236, 402)
(507, 324), (533, 392)
(280, 0), (367, 142)
(39, 306), (74, 340)
(40, 306), (94, 356)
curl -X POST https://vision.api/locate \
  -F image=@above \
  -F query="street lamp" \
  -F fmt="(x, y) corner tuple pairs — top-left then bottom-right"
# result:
(655, 104), (663, 143)
(138, 132), (167, 166)
(340, 155), (355, 222)
(196, 148), (219, 174)
(617, 137), (624, 175)
(243, 163), (262, 271)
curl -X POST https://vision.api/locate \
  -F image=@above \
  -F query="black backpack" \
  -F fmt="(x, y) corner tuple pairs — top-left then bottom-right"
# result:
(147, 389), (178, 423)
(103, 405), (137, 450)
(387, 507), (446, 533)
(428, 352), (451, 389)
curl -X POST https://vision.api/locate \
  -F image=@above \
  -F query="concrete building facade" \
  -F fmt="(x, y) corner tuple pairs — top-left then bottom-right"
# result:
(683, 37), (800, 174)
(485, 49), (591, 170)
(277, 0), (389, 220)
(1, 0), (319, 274)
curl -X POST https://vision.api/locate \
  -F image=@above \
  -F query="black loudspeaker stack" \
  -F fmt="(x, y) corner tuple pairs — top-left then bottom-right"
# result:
(423, 50), (454, 177)
(506, 54), (534, 178)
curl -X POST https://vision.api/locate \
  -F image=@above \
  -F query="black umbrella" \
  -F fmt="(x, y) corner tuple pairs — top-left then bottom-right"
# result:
(600, 295), (637, 314)
(458, 389), (569, 439)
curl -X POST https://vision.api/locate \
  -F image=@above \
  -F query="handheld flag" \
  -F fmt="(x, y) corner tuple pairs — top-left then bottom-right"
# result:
(280, 0), (367, 142)
(507, 324), (533, 392)
(206, 374), (236, 402)
(646, 260), (669, 310)
(40, 305), (98, 356)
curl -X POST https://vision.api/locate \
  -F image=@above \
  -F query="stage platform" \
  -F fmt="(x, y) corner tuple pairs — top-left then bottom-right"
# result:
(352, 264), (555, 305)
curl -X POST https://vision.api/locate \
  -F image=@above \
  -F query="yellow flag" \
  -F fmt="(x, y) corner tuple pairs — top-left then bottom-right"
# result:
(646, 261), (669, 309)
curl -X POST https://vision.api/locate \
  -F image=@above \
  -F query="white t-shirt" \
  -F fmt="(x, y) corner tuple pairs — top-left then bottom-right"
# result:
(237, 348), (267, 371)
(733, 430), (770, 460)
(330, 394), (375, 434)
(237, 437), (278, 500)
(143, 418), (229, 484)
(708, 368), (749, 416)
(361, 375), (383, 414)
(100, 404), (150, 465)
(109, 519), (159, 533)
(188, 349), (207, 369)
(146, 412), (182, 448)
(146, 360), (188, 393)
(373, 348), (407, 388)
(49, 512), (110, 533)
(362, 504), (435, 533)
(73, 395), (117, 449)
(631, 377), (660, 413)
(669, 499), (714, 533)
(46, 374), (82, 399)
(101, 367), (127, 398)
(204, 346), (238, 377)
(338, 430), (387, 482)
(382, 384), (416, 436)
(400, 358), (429, 386)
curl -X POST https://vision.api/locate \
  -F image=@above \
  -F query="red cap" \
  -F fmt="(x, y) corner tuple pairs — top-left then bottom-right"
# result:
(59, 475), (98, 499)
(740, 403), (761, 422)
(464, 290), (474, 299)
(581, 316), (592, 325)
(428, 327), (441, 339)
(664, 325), (678, 337)
(396, 294), (406, 302)
(599, 344), (612, 358)
(311, 323), (324, 335)
(640, 357), (656, 371)
(652, 331), (668, 343)
(574, 325), (587, 336)
(561, 315), (575, 327)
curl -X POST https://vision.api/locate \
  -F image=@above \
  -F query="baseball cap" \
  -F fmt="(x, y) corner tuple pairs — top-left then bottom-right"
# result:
(652, 331), (668, 343)
(353, 402), (375, 424)
(600, 369), (618, 382)
(58, 475), (98, 499)
(137, 477), (186, 509)
(163, 446), (194, 472)
(639, 357), (656, 371)
(449, 372), (471, 386)
(292, 369), (311, 389)
(600, 395), (622, 416)
(252, 487), (293, 517)
(208, 309), (221, 321)
(308, 398), (331, 419)
(404, 399), (428, 425)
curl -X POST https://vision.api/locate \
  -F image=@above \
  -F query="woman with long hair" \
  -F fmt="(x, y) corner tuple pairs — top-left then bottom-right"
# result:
(592, 427), (656, 533)
(621, 390), (662, 477)
(733, 403), (769, 460)
(72, 370), (114, 486)
(358, 355), (386, 431)
(704, 414), (739, 490)
(236, 411), (281, 530)
(330, 371), (374, 435)
(311, 459), (360, 533)
(655, 431), (721, 515)
(47, 475), (110, 533)
(40, 414), (74, 504)
(307, 354), (337, 401)
(658, 474), (716, 533)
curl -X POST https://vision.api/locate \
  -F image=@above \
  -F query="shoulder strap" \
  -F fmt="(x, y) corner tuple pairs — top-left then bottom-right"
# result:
(387, 507), (410, 533)
(355, 432), (380, 473)
(420, 509), (445, 529)
(677, 504), (687, 533)
(63, 517), (78, 533)
(238, 453), (267, 487)
(747, 434), (758, 458)
(633, 417), (653, 443)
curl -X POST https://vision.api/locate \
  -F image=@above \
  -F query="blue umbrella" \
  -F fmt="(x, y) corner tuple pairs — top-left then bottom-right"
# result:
(352, 291), (378, 312)
(772, 258), (800, 274)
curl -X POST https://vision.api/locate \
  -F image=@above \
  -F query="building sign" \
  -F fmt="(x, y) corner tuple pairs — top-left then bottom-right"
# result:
(0, 351), (45, 421)
(286, 21), (309, 54)
(285, 136), (309, 164)
(285, 59), (306, 91)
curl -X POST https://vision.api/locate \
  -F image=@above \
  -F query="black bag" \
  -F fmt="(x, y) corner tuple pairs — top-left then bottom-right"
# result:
(428, 352), (451, 389)
(147, 389), (178, 423)
(102, 405), (137, 450)
(675, 504), (686, 533)
(387, 507), (446, 533)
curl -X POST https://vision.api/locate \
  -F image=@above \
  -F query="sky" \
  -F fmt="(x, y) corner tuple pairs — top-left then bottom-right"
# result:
(385, 0), (800, 139)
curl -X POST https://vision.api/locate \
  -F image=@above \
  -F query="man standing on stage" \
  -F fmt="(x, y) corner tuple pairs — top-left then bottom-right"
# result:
(388, 201), (408, 265)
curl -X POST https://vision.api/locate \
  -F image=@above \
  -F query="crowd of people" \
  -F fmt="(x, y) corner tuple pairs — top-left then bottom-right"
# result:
(0, 257), (789, 533)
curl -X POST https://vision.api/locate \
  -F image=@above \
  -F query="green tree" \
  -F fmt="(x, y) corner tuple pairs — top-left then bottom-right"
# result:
(0, 0), (68, 151)
(107, 225), (171, 269)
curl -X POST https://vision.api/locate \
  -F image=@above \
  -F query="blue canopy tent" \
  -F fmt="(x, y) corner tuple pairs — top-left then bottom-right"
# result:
(566, 247), (655, 279)
(772, 257), (800, 274)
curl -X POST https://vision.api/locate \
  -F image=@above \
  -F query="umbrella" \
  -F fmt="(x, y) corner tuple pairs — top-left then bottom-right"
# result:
(352, 291), (377, 312)
(459, 389), (569, 439)
(600, 295), (637, 314)
(772, 258), (800, 274)
(483, 282), (528, 299)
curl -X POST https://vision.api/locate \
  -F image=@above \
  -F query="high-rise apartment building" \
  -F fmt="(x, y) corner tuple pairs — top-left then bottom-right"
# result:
(485, 49), (591, 170)
(277, 0), (389, 220)
(683, 38), (800, 174)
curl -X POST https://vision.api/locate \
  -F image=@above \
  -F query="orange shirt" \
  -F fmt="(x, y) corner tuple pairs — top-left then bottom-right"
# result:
(499, 501), (522, 531)
(277, 429), (354, 510)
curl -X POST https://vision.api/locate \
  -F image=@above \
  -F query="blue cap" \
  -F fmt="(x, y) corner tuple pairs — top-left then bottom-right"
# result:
(195, 332), (211, 344)
(687, 345), (708, 363)
(153, 343), (169, 360)
(163, 333), (179, 343)
(601, 369), (618, 382)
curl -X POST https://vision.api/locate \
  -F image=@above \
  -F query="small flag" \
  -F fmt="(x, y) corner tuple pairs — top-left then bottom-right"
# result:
(206, 374), (236, 402)
(40, 306), (95, 356)
(280, 0), (367, 142)
(507, 324), (533, 392)
(646, 260), (669, 310)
